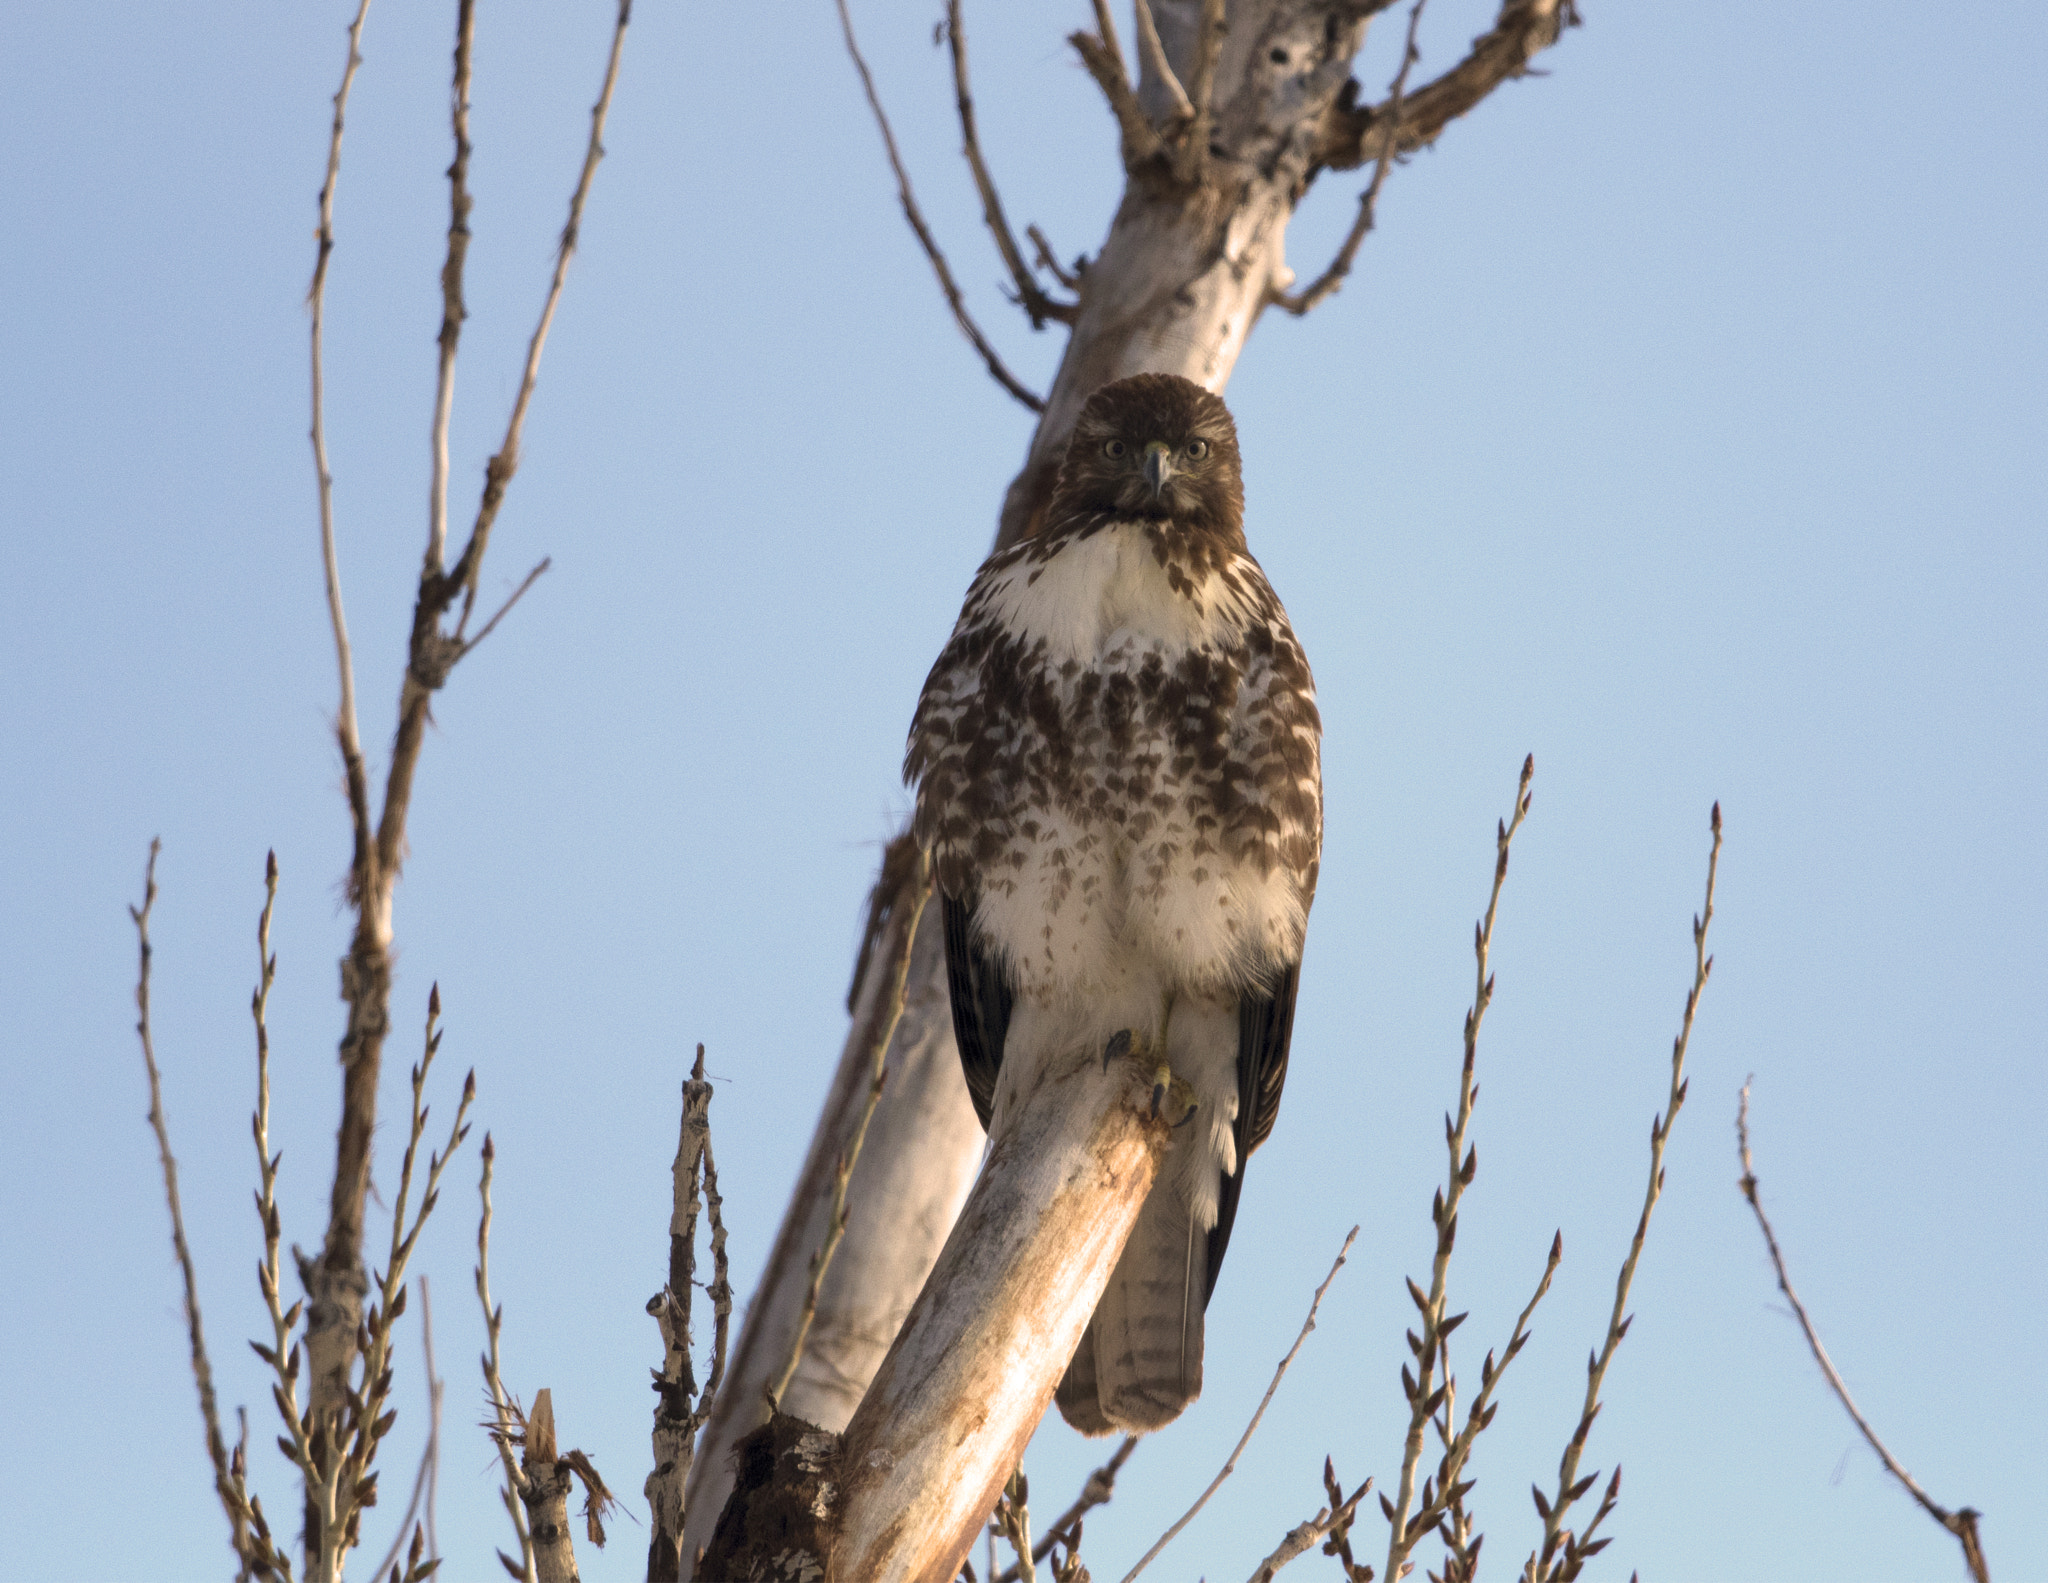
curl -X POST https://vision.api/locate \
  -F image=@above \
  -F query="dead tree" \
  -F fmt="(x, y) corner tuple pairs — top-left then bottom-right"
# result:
(684, 0), (1580, 1563)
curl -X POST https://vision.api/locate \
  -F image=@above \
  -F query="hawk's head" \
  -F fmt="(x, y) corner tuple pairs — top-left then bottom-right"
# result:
(1052, 374), (1244, 537)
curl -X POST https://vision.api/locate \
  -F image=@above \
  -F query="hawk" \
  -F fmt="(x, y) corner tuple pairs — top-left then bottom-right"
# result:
(905, 373), (1323, 1435)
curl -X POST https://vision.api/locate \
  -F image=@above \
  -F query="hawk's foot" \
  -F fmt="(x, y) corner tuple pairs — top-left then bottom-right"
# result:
(1104, 1032), (1197, 1125)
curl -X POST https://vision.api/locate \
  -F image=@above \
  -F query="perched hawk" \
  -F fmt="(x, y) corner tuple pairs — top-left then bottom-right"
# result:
(905, 374), (1323, 1435)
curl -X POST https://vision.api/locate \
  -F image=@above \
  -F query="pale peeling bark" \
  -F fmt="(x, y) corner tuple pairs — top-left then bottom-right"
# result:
(830, 1046), (1170, 1582)
(686, 3), (1568, 1569)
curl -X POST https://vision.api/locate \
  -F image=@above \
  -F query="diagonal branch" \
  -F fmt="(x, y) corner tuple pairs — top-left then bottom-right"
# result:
(1132, 0), (1192, 123)
(1270, 0), (1426, 317)
(836, 0), (1045, 413)
(946, 0), (1077, 328)
(1121, 1226), (1360, 1583)
(447, 0), (632, 631)
(1175, 0), (1227, 185)
(1069, 27), (1167, 173)
(1319, 0), (1577, 170)
(1737, 1082), (1991, 1583)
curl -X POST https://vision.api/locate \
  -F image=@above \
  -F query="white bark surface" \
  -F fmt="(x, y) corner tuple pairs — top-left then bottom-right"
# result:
(830, 1045), (1169, 1583)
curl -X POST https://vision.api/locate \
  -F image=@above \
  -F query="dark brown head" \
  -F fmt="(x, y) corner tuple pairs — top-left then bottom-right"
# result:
(1047, 373), (1245, 539)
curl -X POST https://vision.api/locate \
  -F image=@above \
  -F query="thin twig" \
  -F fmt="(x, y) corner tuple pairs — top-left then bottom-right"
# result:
(1737, 1083), (1990, 1583)
(131, 842), (240, 1576)
(427, 0), (477, 575)
(457, 557), (552, 662)
(451, 0), (632, 629)
(1271, 0), (1425, 316)
(1419, 1232), (1562, 1557)
(1176, 0), (1227, 185)
(767, 854), (934, 1409)
(248, 852), (306, 1583)
(1121, 1226), (1360, 1583)
(1132, 0), (1193, 122)
(1383, 755), (1534, 1583)
(309, 0), (375, 878)
(992, 1439), (1137, 1583)
(1024, 225), (1081, 292)
(835, 0), (1045, 413)
(477, 1136), (537, 1583)
(1525, 803), (1723, 1583)
(994, 1468), (1035, 1583)
(946, 0), (1075, 328)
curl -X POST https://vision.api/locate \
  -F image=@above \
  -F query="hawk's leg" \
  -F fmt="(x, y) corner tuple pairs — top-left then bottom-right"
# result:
(1148, 988), (1178, 1118)
(1102, 995), (1199, 1125)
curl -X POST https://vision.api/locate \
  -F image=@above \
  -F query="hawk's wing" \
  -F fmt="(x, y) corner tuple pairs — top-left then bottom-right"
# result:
(1205, 961), (1301, 1302)
(942, 891), (1012, 1132)
(1202, 567), (1322, 1304)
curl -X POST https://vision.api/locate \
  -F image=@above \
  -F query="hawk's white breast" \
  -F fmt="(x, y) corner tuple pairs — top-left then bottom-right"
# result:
(966, 522), (1307, 1010)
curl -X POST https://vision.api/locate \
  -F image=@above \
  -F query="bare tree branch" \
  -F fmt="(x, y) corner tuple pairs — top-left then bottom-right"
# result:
(427, 0), (476, 575)
(1382, 755), (1534, 1582)
(477, 1135), (537, 1583)
(131, 842), (241, 1577)
(647, 1044), (734, 1581)
(1525, 802), (1722, 1582)
(1121, 1226), (1360, 1583)
(1069, 27), (1168, 173)
(309, 0), (376, 903)
(448, 0), (631, 622)
(1024, 224), (1081, 292)
(1175, 0), (1227, 185)
(1736, 1082), (1991, 1583)
(1132, 0), (1193, 123)
(834, 0), (1045, 413)
(767, 852), (934, 1410)
(1270, 0), (1426, 317)
(945, 0), (1077, 328)
(457, 556), (553, 663)
(1320, 0), (1578, 169)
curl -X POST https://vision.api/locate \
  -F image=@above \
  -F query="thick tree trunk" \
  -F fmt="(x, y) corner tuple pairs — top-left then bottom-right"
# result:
(683, 1), (1568, 1565)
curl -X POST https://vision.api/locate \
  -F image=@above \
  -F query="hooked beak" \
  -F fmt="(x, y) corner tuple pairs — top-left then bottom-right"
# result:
(1143, 440), (1176, 500)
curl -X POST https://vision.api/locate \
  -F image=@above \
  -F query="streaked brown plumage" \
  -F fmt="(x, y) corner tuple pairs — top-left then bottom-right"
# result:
(906, 374), (1322, 1434)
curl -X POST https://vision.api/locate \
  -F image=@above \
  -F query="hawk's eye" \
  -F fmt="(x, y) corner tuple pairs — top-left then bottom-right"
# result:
(1185, 438), (1210, 461)
(1103, 439), (1128, 460)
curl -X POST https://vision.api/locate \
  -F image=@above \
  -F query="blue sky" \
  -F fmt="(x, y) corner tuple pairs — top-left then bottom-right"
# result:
(2, 2), (2042, 1579)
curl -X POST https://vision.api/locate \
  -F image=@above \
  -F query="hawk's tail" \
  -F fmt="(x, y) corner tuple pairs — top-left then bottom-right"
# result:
(1055, 1184), (1208, 1436)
